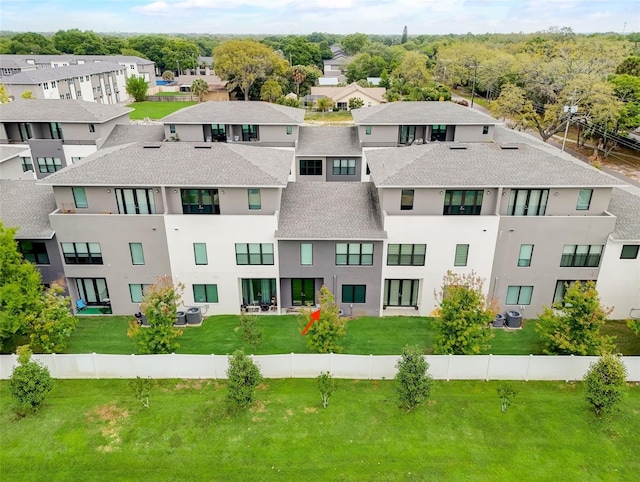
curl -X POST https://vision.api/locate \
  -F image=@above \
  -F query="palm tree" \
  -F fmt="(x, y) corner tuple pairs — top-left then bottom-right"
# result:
(191, 79), (209, 103)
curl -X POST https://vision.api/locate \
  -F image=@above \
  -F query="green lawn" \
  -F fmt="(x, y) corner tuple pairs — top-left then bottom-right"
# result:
(155, 91), (191, 96)
(127, 101), (197, 120)
(1, 379), (638, 481)
(58, 315), (639, 356)
(304, 110), (354, 123)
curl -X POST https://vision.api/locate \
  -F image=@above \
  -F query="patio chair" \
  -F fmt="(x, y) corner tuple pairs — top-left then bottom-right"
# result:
(76, 299), (87, 312)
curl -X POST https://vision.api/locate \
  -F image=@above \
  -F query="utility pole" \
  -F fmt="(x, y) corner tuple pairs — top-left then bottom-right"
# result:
(470, 62), (479, 108)
(561, 104), (578, 152)
(176, 59), (180, 77)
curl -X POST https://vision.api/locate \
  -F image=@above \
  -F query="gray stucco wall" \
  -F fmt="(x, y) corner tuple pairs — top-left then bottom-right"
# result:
(498, 187), (612, 216)
(166, 124), (298, 146)
(53, 186), (165, 215)
(380, 188), (497, 216)
(325, 157), (362, 182)
(165, 186), (281, 215)
(454, 125), (494, 142)
(28, 139), (67, 179)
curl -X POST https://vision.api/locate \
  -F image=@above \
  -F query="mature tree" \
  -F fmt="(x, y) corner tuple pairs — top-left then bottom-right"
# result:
(317, 372), (336, 408)
(191, 78), (209, 102)
(616, 56), (640, 76)
(226, 349), (262, 410)
(290, 65), (307, 96)
(120, 47), (147, 59)
(260, 79), (282, 103)
(393, 51), (432, 87)
(20, 90), (34, 99)
(28, 281), (77, 353)
(128, 35), (170, 70)
(395, 345), (433, 411)
(536, 281), (615, 356)
(161, 38), (200, 74)
(214, 40), (287, 101)
(433, 271), (495, 355)
(342, 33), (369, 55)
(127, 276), (184, 354)
(265, 35), (323, 69)
(125, 76), (149, 103)
(315, 97), (334, 117)
(346, 53), (387, 83)
(9, 345), (53, 414)
(8, 32), (59, 55)
(584, 353), (628, 416)
(276, 96), (301, 108)
(0, 85), (10, 104)
(348, 97), (365, 110)
(162, 70), (175, 82)
(101, 35), (127, 55)
(288, 64), (321, 97)
(52, 29), (108, 55)
(301, 285), (346, 353)
(401, 26), (408, 45)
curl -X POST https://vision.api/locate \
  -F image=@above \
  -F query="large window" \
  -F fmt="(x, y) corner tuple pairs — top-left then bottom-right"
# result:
(241, 124), (258, 141)
(18, 123), (33, 141)
(211, 124), (226, 142)
(400, 190), (414, 211)
(443, 190), (483, 215)
(129, 243), (145, 265)
(506, 286), (533, 305)
(507, 189), (549, 216)
(72, 187), (88, 209)
(49, 122), (63, 140)
(241, 278), (276, 305)
(300, 159), (322, 176)
(37, 157), (62, 173)
(431, 124), (447, 141)
(454, 244), (469, 267)
(560, 245), (603, 267)
(19, 241), (49, 264)
(576, 189), (593, 210)
(554, 280), (594, 304)
(518, 244), (534, 267)
(76, 278), (109, 305)
(116, 188), (156, 215)
(300, 243), (313, 265)
(193, 284), (219, 303)
(61, 242), (102, 264)
(335, 243), (374, 265)
(235, 243), (274, 265)
(193, 243), (207, 265)
(386, 244), (426, 266)
(384, 279), (419, 307)
(621, 245), (639, 259)
(399, 125), (417, 145)
(21, 157), (33, 172)
(248, 189), (261, 210)
(181, 189), (220, 214)
(129, 284), (151, 303)
(332, 159), (356, 175)
(342, 285), (366, 303)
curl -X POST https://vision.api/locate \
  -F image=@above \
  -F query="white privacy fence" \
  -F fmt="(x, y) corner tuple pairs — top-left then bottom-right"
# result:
(1, 353), (639, 381)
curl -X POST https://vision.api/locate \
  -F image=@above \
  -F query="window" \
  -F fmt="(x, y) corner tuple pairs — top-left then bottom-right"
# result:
(400, 125), (417, 144)
(71, 157), (82, 163)
(576, 189), (593, 210)
(482, 125), (489, 135)
(507, 189), (549, 216)
(300, 243), (313, 265)
(554, 280), (593, 304)
(286, 125), (292, 135)
(129, 284), (151, 303)
(384, 279), (419, 307)
(454, 244), (469, 267)
(37, 157), (62, 173)
(400, 190), (414, 211)
(169, 124), (176, 134)
(506, 286), (533, 305)
(76, 278), (109, 305)
(387, 244), (426, 266)
(248, 189), (261, 210)
(49, 122), (63, 140)
(336, 243), (374, 265)
(116, 188), (156, 215)
(443, 190), (484, 215)
(193, 284), (219, 303)
(51, 81), (56, 87)
(89, 124), (95, 133)
(241, 124), (258, 141)
(300, 159), (322, 176)
(560, 245), (603, 267)
(620, 245), (639, 259)
(235, 243), (274, 265)
(431, 124), (447, 141)
(129, 243), (145, 265)
(18, 123), (33, 141)
(342, 285), (366, 303)
(211, 124), (225, 141)
(241, 278), (276, 305)
(61, 242), (102, 264)
(18, 241), (49, 264)
(21, 157), (33, 172)
(332, 159), (356, 175)
(518, 244), (534, 267)
(365, 126), (371, 135)
(72, 187), (88, 208)
(193, 243), (207, 265)
(44, 82), (48, 90)
(181, 189), (219, 214)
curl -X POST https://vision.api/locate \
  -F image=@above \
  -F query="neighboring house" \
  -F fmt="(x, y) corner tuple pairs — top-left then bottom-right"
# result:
(0, 99), (132, 179)
(173, 74), (229, 101)
(323, 46), (350, 81)
(0, 145), (34, 180)
(309, 83), (386, 110)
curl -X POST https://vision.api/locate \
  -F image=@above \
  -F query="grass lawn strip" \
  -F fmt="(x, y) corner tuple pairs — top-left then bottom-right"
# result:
(127, 101), (197, 120)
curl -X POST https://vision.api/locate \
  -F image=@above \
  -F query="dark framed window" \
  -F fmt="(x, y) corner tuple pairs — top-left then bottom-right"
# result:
(130, 243), (145, 265)
(286, 125), (292, 135)
(342, 285), (366, 303)
(241, 124), (258, 141)
(400, 190), (414, 211)
(332, 159), (356, 175)
(560, 245), (603, 267)
(400, 125), (417, 144)
(248, 189), (261, 210)
(21, 157), (33, 172)
(49, 122), (63, 140)
(621, 245), (639, 259)
(518, 244), (534, 267)
(18, 123), (33, 141)
(129, 284), (151, 303)
(193, 284), (219, 303)
(576, 189), (593, 210)
(507, 189), (549, 216)
(300, 159), (322, 176)
(443, 190), (483, 215)
(89, 124), (95, 133)
(506, 286), (533, 305)
(554, 280), (594, 304)
(235, 243), (274, 265)
(181, 189), (220, 214)
(431, 124), (447, 141)
(18, 241), (50, 264)
(169, 124), (176, 134)
(37, 157), (62, 173)
(384, 279), (419, 307)
(116, 188), (156, 215)
(387, 244), (426, 266)
(336, 243), (374, 265)
(482, 125), (489, 135)
(72, 187), (88, 209)
(300, 243), (313, 265)
(211, 124), (226, 141)
(61, 242), (102, 264)
(76, 278), (109, 305)
(365, 126), (371, 135)
(193, 243), (207, 265)
(454, 244), (469, 267)
(241, 278), (276, 305)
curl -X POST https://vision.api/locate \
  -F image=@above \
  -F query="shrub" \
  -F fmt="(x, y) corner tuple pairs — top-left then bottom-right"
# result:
(584, 353), (628, 416)
(395, 345), (433, 411)
(9, 345), (54, 413)
(300, 285), (346, 353)
(317, 371), (336, 408)
(496, 382), (518, 413)
(239, 311), (263, 350)
(129, 376), (153, 408)
(226, 350), (262, 409)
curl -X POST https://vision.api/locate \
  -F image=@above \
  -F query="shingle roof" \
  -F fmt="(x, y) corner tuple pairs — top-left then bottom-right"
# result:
(102, 124), (165, 148)
(351, 101), (497, 125)
(0, 145), (30, 162)
(365, 143), (627, 188)
(296, 126), (361, 157)
(608, 187), (640, 241)
(0, 62), (125, 84)
(39, 142), (294, 187)
(0, 54), (153, 66)
(0, 180), (55, 238)
(310, 83), (386, 103)
(161, 101), (305, 125)
(0, 99), (132, 123)
(276, 182), (386, 239)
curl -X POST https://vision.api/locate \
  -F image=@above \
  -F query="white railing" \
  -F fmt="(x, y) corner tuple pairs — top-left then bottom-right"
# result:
(1, 354), (638, 381)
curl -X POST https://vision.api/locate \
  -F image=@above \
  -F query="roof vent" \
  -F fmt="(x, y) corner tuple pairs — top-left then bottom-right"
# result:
(449, 145), (467, 150)
(500, 145), (519, 150)
(194, 144), (212, 149)
(143, 143), (161, 148)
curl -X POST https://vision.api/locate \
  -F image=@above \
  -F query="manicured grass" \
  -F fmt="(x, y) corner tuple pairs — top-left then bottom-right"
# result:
(304, 110), (354, 123)
(155, 91), (191, 96)
(1, 379), (638, 480)
(127, 101), (197, 120)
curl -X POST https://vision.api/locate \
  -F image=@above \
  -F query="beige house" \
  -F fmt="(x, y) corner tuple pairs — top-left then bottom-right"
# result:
(310, 83), (386, 110)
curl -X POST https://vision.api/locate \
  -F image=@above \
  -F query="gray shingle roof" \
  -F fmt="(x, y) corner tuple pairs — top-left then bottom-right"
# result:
(351, 101), (497, 125)
(102, 124), (165, 148)
(0, 99), (132, 123)
(296, 126), (361, 157)
(0, 180), (55, 238)
(161, 101), (305, 125)
(0, 145), (31, 162)
(39, 142), (294, 187)
(276, 182), (386, 239)
(365, 142), (627, 188)
(0, 54), (153, 66)
(0, 62), (125, 84)
(608, 187), (640, 241)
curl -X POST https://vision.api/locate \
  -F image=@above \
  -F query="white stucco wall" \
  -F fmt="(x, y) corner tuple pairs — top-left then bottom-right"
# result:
(597, 240), (640, 319)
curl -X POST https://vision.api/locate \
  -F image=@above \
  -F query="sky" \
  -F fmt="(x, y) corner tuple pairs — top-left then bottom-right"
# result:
(1, 0), (638, 35)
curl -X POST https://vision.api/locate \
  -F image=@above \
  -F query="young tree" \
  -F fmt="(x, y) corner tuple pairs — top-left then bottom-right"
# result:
(0, 85), (10, 104)
(129, 376), (153, 408)
(127, 276), (184, 354)
(21, 90), (34, 99)
(191, 78), (209, 102)
(433, 271), (495, 355)
(584, 353), (628, 416)
(161, 70), (175, 82)
(239, 311), (263, 350)
(395, 345), (433, 411)
(497, 382), (518, 413)
(348, 97), (365, 110)
(260, 79), (283, 103)
(317, 371), (336, 408)
(28, 280), (78, 353)
(315, 97), (334, 116)
(125, 76), (148, 102)
(536, 281), (615, 356)
(301, 285), (346, 353)
(226, 350), (262, 409)
(9, 345), (54, 413)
